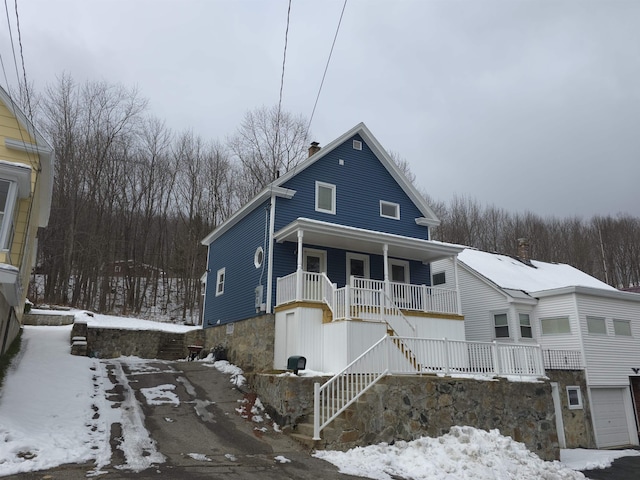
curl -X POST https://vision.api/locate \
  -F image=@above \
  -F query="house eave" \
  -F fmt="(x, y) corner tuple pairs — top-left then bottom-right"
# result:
(201, 186), (296, 246)
(274, 217), (463, 263)
(532, 286), (640, 302)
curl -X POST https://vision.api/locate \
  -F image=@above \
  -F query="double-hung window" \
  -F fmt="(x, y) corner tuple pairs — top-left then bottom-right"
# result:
(315, 181), (336, 214)
(519, 313), (533, 339)
(494, 313), (509, 338)
(215, 268), (226, 296)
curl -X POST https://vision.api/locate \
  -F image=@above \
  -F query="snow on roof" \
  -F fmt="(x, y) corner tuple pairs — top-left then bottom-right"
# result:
(458, 248), (616, 294)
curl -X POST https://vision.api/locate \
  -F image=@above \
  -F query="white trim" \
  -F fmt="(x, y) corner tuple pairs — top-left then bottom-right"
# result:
(551, 383), (567, 448)
(566, 386), (583, 409)
(352, 139), (362, 150)
(346, 252), (370, 280)
(215, 267), (226, 296)
(613, 319), (632, 336)
(266, 196), (277, 314)
(388, 258), (409, 283)
(315, 181), (336, 215)
(254, 246), (264, 268)
(379, 200), (400, 220)
(0, 179), (18, 250)
(492, 310), (510, 339)
(303, 248), (327, 274)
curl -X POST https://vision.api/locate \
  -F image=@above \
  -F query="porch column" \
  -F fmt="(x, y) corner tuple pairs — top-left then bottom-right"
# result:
(453, 255), (462, 316)
(382, 243), (390, 300)
(296, 230), (304, 301)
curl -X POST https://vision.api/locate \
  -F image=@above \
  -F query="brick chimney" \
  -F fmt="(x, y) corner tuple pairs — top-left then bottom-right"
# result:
(308, 141), (320, 157)
(517, 238), (532, 265)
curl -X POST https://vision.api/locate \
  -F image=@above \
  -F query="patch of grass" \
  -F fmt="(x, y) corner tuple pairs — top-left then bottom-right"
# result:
(0, 329), (22, 389)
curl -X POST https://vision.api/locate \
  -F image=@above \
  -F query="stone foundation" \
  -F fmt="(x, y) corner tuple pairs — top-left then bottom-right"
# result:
(547, 370), (595, 448)
(203, 314), (275, 372)
(250, 373), (560, 461)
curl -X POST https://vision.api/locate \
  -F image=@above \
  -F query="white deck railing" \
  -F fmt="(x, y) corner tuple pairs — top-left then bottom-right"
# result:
(313, 335), (545, 439)
(276, 272), (459, 317)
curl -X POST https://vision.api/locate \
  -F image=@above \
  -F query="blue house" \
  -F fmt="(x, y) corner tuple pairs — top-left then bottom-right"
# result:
(201, 123), (466, 372)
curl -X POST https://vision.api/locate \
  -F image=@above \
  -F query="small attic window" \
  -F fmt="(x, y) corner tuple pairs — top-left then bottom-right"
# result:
(353, 140), (362, 150)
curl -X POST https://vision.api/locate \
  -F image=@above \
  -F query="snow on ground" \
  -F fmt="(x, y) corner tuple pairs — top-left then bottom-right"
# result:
(1, 314), (639, 478)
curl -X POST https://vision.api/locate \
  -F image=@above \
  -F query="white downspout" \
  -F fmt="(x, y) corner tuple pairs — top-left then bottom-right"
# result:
(266, 196), (277, 314)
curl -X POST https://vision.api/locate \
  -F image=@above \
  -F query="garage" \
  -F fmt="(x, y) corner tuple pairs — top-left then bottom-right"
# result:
(591, 388), (632, 448)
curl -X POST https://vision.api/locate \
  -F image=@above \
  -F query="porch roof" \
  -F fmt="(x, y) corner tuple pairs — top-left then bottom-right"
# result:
(274, 217), (464, 263)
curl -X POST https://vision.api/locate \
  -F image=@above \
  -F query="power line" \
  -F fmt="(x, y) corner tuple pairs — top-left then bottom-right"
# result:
(276, 0), (292, 126)
(306, 0), (347, 136)
(14, 0), (33, 121)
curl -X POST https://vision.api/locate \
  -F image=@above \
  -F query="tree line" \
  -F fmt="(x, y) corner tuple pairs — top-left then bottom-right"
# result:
(430, 195), (640, 289)
(23, 75), (638, 322)
(28, 74), (311, 322)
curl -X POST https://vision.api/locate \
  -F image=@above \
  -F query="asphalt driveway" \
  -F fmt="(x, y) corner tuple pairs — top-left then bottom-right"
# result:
(3, 359), (361, 480)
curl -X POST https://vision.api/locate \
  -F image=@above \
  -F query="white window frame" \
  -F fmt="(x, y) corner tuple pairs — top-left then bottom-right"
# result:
(519, 312), (533, 339)
(254, 246), (264, 268)
(613, 319), (632, 336)
(388, 258), (410, 283)
(315, 181), (336, 215)
(586, 316), (607, 335)
(215, 267), (226, 296)
(380, 200), (400, 220)
(493, 311), (510, 339)
(540, 316), (571, 335)
(566, 386), (583, 410)
(346, 252), (370, 281)
(432, 271), (446, 286)
(0, 179), (19, 251)
(353, 139), (362, 150)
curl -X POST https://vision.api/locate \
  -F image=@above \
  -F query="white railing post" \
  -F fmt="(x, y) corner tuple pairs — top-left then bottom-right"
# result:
(313, 382), (321, 440)
(492, 341), (501, 375)
(345, 285), (351, 320)
(444, 337), (450, 375)
(296, 269), (303, 301)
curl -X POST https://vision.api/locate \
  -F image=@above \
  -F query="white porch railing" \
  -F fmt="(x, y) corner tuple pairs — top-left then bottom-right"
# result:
(276, 272), (459, 317)
(313, 335), (545, 439)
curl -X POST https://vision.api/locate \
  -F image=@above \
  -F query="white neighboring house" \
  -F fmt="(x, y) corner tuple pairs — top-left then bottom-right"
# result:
(432, 242), (640, 449)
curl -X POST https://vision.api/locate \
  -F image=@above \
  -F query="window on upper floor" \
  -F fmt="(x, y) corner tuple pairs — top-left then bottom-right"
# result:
(493, 312), (509, 338)
(613, 319), (632, 336)
(0, 178), (18, 251)
(540, 316), (571, 335)
(587, 316), (607, 335)
(432, 271), (446, 286)
(519, 313), (533, 338)
(380, 200), (400, 220)
(353, 139), (362, 150)
(216, 267), (226, 296)
(315, 181), (336, 215)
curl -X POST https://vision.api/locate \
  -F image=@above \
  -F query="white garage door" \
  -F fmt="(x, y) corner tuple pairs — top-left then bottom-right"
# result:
(591, 388), (631, 448)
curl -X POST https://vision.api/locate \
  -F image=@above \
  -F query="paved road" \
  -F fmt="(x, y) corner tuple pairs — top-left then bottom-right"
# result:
(5, 359), (361, 480)
(581, 453), (640, 480)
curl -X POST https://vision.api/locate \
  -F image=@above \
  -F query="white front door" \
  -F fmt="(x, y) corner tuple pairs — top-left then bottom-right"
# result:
(303, 248), (327, 274)
(346, 252), (370, 283)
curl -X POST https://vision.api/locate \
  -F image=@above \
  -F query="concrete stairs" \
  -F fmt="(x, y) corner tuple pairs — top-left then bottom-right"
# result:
(157, 335), (186, 360)
(289, 403), (363, 451)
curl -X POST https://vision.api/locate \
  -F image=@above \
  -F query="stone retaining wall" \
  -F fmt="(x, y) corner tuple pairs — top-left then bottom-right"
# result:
(23, 313), (75, 326)
(250, 373), (560, 461)
(203, 314), (275, 372)
(70, 321), (204, 359)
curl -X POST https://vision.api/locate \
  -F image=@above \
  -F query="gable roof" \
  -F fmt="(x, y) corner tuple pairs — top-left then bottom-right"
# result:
(458, 248), (616, 294)
(202, 122), (439, 245)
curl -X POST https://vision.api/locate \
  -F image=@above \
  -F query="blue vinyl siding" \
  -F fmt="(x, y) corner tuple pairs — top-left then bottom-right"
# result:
(204, 200), (271, 326)
(275, 134), (430, 240)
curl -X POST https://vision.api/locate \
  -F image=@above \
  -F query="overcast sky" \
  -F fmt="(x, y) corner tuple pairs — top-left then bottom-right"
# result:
(2, 0), (639, 219)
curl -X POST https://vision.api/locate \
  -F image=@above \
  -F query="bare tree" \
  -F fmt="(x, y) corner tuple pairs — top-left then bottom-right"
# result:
(227, 105), (309, 203)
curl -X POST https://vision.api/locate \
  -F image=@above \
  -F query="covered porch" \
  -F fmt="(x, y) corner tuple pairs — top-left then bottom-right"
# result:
(273, 217), (464, 322)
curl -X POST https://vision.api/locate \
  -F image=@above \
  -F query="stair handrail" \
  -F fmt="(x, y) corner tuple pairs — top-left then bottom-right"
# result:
(380, 289), (416, 337)
(319, 272), (336, 316)
(313, 335), (390, 440)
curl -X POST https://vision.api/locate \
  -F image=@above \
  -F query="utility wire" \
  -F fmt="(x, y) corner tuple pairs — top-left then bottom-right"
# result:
(306, 0), (347, 136)
(276, 0), (291, 125)
(14, 0), (33, 121)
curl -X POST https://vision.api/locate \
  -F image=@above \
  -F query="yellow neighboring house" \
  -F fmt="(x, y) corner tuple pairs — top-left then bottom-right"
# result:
(0, 86), (53, 354)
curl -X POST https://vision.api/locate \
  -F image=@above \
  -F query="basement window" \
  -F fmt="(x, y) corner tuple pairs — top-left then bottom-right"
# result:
(566, 386), (583, 409)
